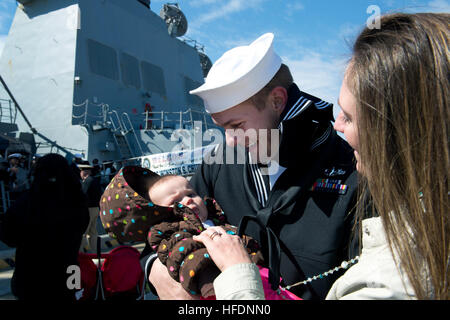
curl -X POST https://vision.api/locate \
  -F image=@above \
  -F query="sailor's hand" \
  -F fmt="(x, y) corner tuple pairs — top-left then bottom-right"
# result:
(149, 258), (200, 300)
(193, 226), (252, 272)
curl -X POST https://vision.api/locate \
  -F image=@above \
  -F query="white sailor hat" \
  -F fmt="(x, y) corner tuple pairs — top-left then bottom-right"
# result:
(77, 162), (94, 170)
(190, 33), (282, 114)
(7, 153), (22, 159)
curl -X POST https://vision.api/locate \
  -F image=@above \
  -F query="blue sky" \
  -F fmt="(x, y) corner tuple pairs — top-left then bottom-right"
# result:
(0, 0), (449, 109)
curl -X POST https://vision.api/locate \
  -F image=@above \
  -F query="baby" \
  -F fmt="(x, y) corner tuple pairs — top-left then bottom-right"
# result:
(99, 166), (263, 298)
(148, 174), (210, 225)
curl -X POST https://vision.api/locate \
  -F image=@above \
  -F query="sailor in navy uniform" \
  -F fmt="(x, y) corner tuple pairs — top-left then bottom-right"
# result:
(142, 33), (358, 300)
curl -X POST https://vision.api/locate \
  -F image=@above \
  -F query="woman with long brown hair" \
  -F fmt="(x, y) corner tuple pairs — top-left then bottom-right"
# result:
(194, 12), (449, 300)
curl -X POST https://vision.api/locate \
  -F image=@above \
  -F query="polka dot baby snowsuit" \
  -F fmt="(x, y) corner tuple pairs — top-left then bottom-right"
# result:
(99, 166), (264, 298)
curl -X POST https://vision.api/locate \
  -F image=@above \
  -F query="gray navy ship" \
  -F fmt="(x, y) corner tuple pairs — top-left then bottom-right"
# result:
(0, 0), (219, 176)
(0, 1), (223, 296)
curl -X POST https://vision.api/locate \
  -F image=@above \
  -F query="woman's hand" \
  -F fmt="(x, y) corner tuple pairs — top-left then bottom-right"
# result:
(149, 258), (199, 300)
(193, 226), (252, 272)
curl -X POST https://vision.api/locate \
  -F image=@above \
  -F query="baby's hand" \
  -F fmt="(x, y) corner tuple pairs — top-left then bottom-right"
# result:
(193, 226), (252, 272)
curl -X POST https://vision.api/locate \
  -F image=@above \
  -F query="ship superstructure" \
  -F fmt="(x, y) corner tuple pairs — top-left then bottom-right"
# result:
(0, 0), (217, 163)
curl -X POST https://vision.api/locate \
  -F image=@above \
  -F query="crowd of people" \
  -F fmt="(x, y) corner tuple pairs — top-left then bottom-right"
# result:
(0, 153), (32, 204)
(0, 12), (448, 301)
(0, 152), (125, 300)
(0, 152), (120, 208)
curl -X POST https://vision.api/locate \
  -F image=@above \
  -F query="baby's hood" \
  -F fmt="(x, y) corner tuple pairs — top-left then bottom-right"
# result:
(99, 166), (181, 243)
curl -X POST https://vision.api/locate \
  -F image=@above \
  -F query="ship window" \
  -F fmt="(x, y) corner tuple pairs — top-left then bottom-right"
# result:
(141, 61), (167, 96)
(184, 77), (203, 106)
(120, 52), (141, 89)
(87, 39), (119, 80)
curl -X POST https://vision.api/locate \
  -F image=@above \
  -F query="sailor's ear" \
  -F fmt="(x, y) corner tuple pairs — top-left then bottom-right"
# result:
(268, 86), (287, 115)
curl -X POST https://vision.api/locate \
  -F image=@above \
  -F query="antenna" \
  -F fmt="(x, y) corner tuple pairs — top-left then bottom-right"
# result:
(159, 3), (188, 37)
(198, 51), (212, 78)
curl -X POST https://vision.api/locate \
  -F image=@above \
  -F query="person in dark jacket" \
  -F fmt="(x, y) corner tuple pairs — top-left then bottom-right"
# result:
(143, 33), (358, 300)
(78, 161), (103, 253)
(0, 153), (89, 300)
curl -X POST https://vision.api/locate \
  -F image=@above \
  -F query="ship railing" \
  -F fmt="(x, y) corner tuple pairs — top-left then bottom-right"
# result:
(73, 100), (220, 133)
(143, 108), (219, 131)
(122, 112), (144, 156)
(108, 109), (124, 133)
(73, 99), (110, 126)
(0, 98), (17, 124)
(181, 36), (205, 53)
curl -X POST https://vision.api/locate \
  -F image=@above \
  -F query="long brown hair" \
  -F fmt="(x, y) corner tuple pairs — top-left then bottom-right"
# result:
(348, 13), (449, 299)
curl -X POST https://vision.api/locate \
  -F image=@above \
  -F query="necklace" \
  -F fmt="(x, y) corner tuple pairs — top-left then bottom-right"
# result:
(281, 256), (360, 291)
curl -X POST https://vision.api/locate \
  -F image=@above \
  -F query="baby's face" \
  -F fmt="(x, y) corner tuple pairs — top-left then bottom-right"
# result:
(149, 176), (208, 222)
